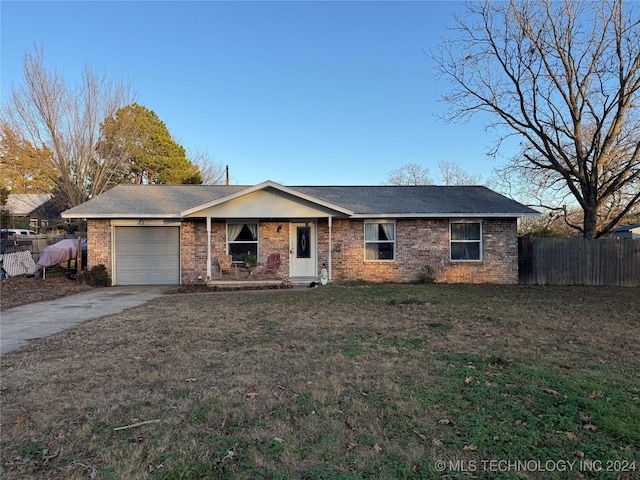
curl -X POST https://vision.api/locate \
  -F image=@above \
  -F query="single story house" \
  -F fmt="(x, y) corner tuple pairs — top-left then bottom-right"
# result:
(3, 193), (58, 231)
(609, 224), (640, 239)
(61, 180), (539, 286)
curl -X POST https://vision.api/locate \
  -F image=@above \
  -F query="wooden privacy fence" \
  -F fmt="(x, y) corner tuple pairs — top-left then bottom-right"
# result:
(519, 237), (640, 286)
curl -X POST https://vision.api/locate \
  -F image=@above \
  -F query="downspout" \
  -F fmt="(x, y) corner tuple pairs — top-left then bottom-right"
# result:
(206, 216), (212, 280)
(328, 216), (332, 282)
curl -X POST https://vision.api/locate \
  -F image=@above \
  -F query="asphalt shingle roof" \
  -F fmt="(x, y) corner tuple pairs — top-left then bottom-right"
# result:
(291, 185), (536, 215)
(62, 183), (538, 218)
(5, 194), (53, 216)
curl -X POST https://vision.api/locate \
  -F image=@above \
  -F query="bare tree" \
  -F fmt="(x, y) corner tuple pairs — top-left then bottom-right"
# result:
(437, 160), (482, 185)
(433, 0), (640, 238)
(188, 149), (228, 185)
(386, 161), (482, 186)
(386, 163), (433, 185)
(1, 47), (135, 208)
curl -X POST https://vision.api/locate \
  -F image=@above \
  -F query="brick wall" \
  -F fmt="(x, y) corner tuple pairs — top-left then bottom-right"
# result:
(319, 218), (518, 284)
(181, 220), (220, 284)
(90, 217), (518, 285)
(180, 220), (291, 284)
(87, 220), (112, 277)
(180, 221), (196, 283)
(258, 222), (290, 276)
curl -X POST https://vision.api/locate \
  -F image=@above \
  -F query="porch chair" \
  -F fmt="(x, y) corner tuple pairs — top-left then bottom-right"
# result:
(266, 253), (281, 273)
(216, 254), (235, 278)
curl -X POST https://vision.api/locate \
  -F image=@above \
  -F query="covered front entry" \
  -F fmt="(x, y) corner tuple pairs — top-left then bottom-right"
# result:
(114, 226), (180, 285)
(290, 222), (317, 279)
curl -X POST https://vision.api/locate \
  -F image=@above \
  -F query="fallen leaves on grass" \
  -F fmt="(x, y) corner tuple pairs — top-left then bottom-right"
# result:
(578, 412), (591, 424)
(557, 431), (578, 441)
(244, 385), (258, 399)
(413, 430), (428, 442)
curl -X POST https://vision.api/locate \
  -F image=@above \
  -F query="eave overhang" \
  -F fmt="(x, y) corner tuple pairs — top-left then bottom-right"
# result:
(351, 211), (541, 219)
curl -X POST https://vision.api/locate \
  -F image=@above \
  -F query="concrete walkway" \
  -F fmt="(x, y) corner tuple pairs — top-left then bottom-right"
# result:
(0, 286), (168, 356)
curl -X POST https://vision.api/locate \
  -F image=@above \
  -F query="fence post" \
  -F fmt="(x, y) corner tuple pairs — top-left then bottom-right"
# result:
(77, 236), (82, 282)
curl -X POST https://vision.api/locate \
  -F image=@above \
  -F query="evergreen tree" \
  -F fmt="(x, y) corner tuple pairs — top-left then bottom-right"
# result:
(99, 103), (202, 185)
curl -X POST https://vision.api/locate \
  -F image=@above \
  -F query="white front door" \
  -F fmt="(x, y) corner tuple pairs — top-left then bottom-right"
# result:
(290, 222), (316, 278)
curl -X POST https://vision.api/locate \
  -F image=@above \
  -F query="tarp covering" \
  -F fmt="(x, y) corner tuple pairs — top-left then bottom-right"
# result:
(0, 251), (37, 277)
(35, 239), (86, 276)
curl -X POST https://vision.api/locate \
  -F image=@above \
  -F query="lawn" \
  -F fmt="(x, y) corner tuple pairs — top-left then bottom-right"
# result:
(1, 284), (638, 479)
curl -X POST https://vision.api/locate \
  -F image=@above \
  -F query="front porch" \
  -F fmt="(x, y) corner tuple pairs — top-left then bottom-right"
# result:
(205, 259), (319, 288)
(206, 275), (320, 290)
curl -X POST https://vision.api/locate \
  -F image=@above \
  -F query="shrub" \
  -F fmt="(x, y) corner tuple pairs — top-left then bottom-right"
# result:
(80, 264), (111, 287)
(238, 252), (258, 266)
(414, 265), (436, 284)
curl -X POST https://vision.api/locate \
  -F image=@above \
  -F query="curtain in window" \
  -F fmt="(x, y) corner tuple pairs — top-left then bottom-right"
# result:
(365, 222), (395, 260)
(450, 222), (481, 260)
(451, 223), (480, 241)
(365, 223), (395, 240)
(451, 242), (480, 260)
(228, 224), (244, 241)
(247, 223), (258, 241)
(365, 223), (378, 241)
(380, 223), (395, 241)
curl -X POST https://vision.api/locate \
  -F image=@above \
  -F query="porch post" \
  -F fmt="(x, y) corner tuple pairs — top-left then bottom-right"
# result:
(206, 216), (212, 280)
(328, 216), (332, 281)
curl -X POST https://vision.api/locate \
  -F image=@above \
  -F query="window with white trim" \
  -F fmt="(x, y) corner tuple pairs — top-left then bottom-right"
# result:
(365, 221), (395, 261)
(227, 223), (258, 261)
(450, 221), (482, 261)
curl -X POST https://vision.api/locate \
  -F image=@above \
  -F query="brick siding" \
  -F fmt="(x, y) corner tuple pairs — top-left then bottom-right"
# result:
(320, 218), (518, 284)
(90, 218), (518, 285)
(87, 220), (112, 277)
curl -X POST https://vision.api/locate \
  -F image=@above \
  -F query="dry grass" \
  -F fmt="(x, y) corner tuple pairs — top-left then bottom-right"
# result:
(0, 284), (638, 479)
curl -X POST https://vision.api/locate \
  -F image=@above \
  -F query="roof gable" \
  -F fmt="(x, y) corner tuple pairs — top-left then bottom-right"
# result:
(181, 181), (353, 217)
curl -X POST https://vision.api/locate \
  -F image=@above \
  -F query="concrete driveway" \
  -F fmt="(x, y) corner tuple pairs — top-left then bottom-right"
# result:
(0, 286), (169, 356)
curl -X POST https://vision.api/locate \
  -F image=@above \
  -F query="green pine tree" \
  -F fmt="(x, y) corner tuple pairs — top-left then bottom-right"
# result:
(99, 103), (202, 185)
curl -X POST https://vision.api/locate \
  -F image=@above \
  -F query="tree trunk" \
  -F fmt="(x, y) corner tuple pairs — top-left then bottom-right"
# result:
(583, 207), (598, 239)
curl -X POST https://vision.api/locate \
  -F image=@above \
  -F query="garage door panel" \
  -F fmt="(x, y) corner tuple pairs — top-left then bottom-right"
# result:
(115, 226), (180, 285)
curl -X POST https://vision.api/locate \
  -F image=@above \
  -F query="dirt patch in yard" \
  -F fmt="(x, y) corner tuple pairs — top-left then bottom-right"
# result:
(0, 275), (94, 311)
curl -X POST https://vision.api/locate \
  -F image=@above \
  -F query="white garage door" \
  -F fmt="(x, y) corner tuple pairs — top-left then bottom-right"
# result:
(114, 226), (180, 285)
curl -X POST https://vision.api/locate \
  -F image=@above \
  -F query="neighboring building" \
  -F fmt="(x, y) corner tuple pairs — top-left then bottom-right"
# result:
(61, 181), (539, 286)
(2, 193), (57, 231)
(610, 224), (640, 239)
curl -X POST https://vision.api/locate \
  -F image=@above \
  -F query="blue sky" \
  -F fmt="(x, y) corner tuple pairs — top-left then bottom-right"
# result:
(1, 1), (512, 186)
